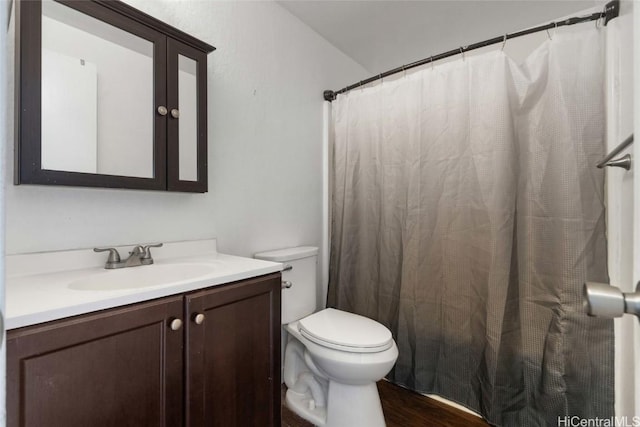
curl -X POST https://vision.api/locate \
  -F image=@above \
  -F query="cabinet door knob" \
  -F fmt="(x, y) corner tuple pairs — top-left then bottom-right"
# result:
(171, 108), (180, 119)
(157, 106), (168, 116)
(193, 313), (205, 325)
(169, 318), (183, 330)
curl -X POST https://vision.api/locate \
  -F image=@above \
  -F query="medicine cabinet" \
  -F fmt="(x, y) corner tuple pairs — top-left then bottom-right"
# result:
(16, 0), (215, 192)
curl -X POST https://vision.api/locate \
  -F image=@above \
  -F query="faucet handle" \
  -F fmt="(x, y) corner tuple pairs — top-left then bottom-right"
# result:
(142, 243), (163, 260)
(94, 247), (121, 264)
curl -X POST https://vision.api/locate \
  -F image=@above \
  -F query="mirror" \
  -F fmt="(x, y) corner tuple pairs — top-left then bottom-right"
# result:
(41, 0), (154, 178)
(177, 55), (198, 182)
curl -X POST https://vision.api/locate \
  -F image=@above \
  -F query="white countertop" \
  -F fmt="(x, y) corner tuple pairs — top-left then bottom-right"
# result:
(6, 240), (282, 330)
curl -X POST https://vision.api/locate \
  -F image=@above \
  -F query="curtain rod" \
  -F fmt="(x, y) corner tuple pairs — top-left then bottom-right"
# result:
(323, 0), (620, 102)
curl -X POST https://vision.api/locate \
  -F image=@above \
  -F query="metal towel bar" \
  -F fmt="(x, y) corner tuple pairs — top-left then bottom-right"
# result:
(584, 281), (640, 323)
(597, 134), (634, 169)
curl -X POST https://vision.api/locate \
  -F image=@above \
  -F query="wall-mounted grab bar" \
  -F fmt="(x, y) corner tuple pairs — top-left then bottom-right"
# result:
(597, 134), (634, 169)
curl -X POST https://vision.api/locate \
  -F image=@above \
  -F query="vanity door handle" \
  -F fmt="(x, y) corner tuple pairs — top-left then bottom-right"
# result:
(193, 313), (205, 325)
(171, 109), (180, 119)
(157, 106), (168, 116)
(169, 318), (183, 331)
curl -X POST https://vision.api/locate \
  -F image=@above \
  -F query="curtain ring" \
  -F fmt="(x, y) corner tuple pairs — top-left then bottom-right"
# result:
(459, 47), (465, 62)
(379, 73), (383, 84)
(431, 55), (434, 71)
(596, 4), (607, 28)
(546, 23), (555, 40)
(402, 64), (406, 77)
(501, 34), (508, 51)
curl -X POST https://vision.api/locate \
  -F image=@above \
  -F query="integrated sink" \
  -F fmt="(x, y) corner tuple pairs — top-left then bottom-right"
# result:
(68, 263), (218, 291)
(7, 239), (284, 330)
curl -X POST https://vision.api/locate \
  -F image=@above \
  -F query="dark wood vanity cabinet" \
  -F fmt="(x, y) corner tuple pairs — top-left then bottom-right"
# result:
(7, 273), (282, 427)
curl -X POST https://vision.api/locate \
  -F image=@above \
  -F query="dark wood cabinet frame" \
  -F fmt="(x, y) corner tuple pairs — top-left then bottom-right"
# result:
(15, 0), (215, 192)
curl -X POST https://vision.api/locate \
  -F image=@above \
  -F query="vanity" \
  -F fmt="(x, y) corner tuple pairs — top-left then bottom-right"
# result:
(9, 1), (282, 424)
(6, 240), (283, 426)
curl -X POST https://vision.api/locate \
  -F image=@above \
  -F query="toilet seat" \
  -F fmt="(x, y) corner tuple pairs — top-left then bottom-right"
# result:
(298, 308), (393, 353)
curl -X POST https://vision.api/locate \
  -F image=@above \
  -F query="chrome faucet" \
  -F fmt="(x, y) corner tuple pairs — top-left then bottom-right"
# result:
(94, 243), (163, 269)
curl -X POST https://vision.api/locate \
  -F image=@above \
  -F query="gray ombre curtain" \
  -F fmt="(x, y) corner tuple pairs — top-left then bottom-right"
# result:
(328, 28), (613, 427)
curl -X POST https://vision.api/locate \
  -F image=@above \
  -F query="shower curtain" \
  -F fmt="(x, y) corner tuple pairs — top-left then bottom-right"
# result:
(328, 28), (613, 426)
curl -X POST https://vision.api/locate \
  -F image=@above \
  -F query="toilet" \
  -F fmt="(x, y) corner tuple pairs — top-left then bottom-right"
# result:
(255, 246), (398, 427)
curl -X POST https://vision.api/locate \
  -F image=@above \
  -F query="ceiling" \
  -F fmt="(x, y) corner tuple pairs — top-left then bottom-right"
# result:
(278, 1), (597, 74)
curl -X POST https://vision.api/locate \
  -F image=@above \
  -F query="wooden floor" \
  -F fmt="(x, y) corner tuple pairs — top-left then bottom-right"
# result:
(281, 380), (490, 427)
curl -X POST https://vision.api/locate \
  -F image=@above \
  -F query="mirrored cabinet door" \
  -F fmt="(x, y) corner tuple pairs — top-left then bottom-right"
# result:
(17, 0), (168, 190)
(166, 39), (208, 192)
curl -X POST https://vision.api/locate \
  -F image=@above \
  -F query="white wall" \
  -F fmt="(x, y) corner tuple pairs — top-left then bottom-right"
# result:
(5, 0), (367, 257)
(605, 0), (635, 418)
(0, 1), (8, 425)
(633, 0), (640, 415)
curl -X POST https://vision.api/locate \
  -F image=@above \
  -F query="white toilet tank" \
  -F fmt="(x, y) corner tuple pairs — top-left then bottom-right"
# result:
(254, 246), (318, 324)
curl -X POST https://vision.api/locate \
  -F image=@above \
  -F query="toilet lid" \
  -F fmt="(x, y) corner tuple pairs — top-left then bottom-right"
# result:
(298, 308), (393, 353)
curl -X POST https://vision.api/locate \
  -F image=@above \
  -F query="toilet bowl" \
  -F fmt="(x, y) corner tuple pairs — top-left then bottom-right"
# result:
(285, 309), (399, 427)
(255, 247), (398, 427)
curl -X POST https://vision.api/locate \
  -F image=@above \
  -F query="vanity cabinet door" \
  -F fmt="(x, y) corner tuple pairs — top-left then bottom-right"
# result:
(7, 296), (184, 427)
(185, 273), (282, 427)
